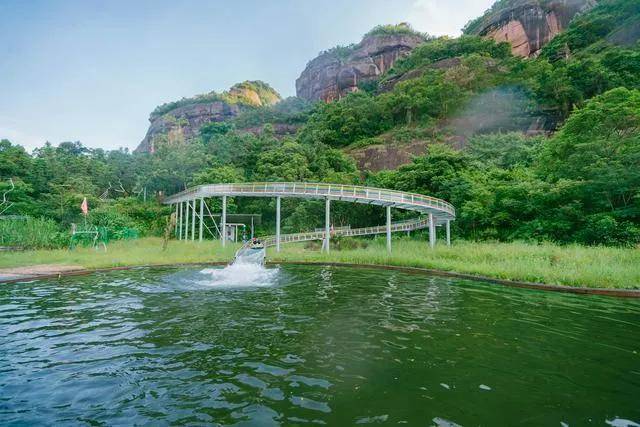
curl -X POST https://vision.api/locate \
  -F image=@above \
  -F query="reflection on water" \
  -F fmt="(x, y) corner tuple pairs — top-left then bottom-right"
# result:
(0, 265), (639, 425)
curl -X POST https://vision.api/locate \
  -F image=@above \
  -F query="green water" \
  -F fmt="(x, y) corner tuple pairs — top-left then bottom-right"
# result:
(1, 265), (639, 426)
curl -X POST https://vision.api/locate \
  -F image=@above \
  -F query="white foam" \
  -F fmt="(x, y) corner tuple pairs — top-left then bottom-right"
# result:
(200, 262), (279, 288)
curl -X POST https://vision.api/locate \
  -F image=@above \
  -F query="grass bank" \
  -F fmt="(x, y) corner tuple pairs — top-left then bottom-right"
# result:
(0, 238), (239, 270)
(269, 239), (640, 290)
(0, 237), (638, 289)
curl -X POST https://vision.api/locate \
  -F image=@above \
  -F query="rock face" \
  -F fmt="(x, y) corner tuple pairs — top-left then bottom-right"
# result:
(467, 0), (596, 57)
(347, 140), (431, 172)
(296, 33), (426, 102)
(136, 102), (241, 153)
(136, 81), (280, 153)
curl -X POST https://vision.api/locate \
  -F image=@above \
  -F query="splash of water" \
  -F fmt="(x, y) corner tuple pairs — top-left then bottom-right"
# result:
(200, 263), (279, 288)
(234, 247), (266, 265)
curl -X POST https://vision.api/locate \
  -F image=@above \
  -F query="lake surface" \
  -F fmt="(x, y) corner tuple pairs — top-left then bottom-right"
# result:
(1, 265), (639, 426)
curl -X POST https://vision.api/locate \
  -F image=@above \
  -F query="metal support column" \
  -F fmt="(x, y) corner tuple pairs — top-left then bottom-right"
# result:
(221, 196), (227, 247)
(429, 213), (436, 249)
(324, 198), (331, 253)
(185, 201), (189, 241)
(276, 196), (281, 252)
(175, 204), (178, 237)
(178, 202), (183, 240)
(446, 220), (451, 246)
(386, 205), (392, 254)
(191, 200), (196, 240)
(199, 198), (204, 242)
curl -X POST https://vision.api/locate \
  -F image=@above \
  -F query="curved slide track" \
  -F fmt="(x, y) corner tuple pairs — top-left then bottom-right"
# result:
(164, 182), (456, 253)
(261, 218), (431, 247)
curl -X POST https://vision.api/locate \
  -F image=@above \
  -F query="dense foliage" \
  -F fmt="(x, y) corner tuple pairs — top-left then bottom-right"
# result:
(2, 0), (639, 248)
(232, 97), (313, 129)
(368, 88), (640, 245)
(540, 0), (640, 60)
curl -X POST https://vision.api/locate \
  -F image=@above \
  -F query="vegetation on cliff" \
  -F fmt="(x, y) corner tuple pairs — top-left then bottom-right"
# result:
(364, 23), (427, 38)
(316, 23), (427, 62)
(541, 0), (640, 59)
(150, 80), (281, 120)
(232, 97), (313, 129)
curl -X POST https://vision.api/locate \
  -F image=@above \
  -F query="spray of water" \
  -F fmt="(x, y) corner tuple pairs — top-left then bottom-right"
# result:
(199, 248), (277, 288)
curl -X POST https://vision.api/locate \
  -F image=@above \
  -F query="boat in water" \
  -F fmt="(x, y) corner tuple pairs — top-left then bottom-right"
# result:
(233, 238), (266, 265)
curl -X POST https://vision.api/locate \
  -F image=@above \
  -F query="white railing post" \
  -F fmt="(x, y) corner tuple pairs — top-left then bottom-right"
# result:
(324, 198), (331, 254)
(185, 200), (190, 241)
(276, 196), (281, 253)
(191, 199), (196, 240)
(178, 202), (183, 240)
(199, 198), (204, 242)
(221, 196), (227, 247)
(429, 213), (436, 249)
(386, 205), (392, 254)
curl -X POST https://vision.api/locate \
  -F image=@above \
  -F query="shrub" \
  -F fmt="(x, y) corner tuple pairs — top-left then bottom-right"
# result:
(577, 214), (640, 246)
(0, 218), (67, 249)
(365, 23), (427, 38)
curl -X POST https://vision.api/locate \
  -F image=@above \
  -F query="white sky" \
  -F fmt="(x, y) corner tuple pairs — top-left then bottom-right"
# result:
(406, 0), (494, 36)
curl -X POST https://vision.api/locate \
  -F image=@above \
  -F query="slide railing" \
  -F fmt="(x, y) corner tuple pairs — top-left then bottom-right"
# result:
(260, 217), (430, 247)
(164, 182), (455, 220)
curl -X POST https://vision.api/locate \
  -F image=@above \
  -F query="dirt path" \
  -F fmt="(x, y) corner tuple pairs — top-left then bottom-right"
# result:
(0, 265), (85, 282)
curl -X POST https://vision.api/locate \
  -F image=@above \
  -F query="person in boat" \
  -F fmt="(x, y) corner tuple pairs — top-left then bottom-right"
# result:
(249, 238), (264, 249)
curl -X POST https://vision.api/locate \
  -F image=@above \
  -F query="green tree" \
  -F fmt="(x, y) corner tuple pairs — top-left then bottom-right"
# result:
(192, 165), (245, 185)
(541, 88), (640, 211)
(468, 132), (541, 168)
(0, 139), (32, 178)
(254, 139), (313, 181)
(539, 87), (640, 245)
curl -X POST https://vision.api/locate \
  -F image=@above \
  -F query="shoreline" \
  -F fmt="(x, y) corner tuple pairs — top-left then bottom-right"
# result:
(1, 260), (639, 299)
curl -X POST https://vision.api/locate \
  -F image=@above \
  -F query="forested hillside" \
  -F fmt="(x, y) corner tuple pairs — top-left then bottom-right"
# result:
(1, 0), (639, 248)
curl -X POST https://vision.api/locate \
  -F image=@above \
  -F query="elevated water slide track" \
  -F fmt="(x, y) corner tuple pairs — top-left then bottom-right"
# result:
(164, 182), (456, 252)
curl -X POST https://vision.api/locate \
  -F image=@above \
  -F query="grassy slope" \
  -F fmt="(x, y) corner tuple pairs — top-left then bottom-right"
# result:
(1, 237), (638, 289)
(0, 238), (239, 270)
(270, 240), (640, 289)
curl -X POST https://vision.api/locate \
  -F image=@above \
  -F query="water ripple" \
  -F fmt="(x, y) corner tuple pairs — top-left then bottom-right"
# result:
(0, 265), (639, 425)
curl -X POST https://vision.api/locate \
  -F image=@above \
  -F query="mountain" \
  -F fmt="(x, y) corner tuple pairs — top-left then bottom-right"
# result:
(7, 0), (640, 247)
(296, 24), (427, 102)
(136, 81), (281, 153)
(295, 2), (596, 106)
(137, 0), (640, 170)
(295, 0), (640, 172)
(463, 0), (597, 57)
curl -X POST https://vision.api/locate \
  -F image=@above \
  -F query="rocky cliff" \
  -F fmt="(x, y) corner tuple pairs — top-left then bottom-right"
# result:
(136, 81), (281, 153)
(296, 26), (426, 102)
(464, 0), (597, 57)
